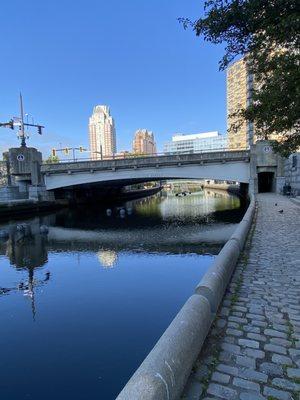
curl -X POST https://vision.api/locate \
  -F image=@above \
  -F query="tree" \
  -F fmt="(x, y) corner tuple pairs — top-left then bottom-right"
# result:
(45, 155), (60, 164)
(180, 0), (300, 156)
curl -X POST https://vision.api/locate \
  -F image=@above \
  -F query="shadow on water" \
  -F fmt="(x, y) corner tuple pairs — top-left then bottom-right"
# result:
(0, 188), (246, 399)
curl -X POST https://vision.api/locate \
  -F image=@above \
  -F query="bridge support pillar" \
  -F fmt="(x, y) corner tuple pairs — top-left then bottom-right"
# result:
(249, 145), (258, 195)
(1, 147), (55, 203)
(253, 140), (286, 194)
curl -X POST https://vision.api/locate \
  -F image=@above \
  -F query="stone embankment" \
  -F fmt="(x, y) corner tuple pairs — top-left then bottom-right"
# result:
(0, 199), (58, 219)
(116, 195), (256, 400)
(182, 194), (300, 400)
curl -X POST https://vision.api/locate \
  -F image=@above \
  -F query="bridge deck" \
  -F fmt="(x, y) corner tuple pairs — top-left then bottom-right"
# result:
(42, 150), (250, 175)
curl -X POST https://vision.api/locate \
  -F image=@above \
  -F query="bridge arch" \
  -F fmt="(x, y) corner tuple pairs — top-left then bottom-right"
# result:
(42, 151), (250, 191)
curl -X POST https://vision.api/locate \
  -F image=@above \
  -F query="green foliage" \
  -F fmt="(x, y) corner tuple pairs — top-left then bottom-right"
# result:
(180, 0), (300, 156)
(45, 155), (60, 164)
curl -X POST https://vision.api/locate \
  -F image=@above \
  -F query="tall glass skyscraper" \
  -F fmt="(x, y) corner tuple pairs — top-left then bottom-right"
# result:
(89, 105), (116, 159)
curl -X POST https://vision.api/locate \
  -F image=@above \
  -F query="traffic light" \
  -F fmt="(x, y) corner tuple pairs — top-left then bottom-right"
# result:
(9, 119), (14, 130)
(79, 146), (84, 152)
(37, 125), (42, 135)
(64, 148), (69, 155)
(0, 120), (14, 129)
(51, 148), (56, 157)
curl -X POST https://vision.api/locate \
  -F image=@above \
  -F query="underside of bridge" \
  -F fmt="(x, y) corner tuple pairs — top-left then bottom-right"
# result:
(53, 178), (166, 204)
(52, 177), (248, 205)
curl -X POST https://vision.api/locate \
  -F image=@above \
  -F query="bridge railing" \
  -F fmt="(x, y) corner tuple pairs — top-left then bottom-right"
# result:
(43, 147), (250, 164)
(41, 148), (250, 175)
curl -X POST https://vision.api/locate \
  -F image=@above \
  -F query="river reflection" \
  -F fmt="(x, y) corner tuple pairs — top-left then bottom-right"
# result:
(0, 188), (245, 400)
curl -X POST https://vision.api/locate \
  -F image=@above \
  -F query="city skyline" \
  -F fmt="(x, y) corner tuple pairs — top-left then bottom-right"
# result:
(1, 94), (228, 160)
(0, 92), (229, 160)
(0, 0), (228, 158)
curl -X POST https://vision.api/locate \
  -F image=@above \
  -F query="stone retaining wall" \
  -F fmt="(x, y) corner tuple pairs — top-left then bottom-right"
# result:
(0, 161), (9, 186)
(116, 195), (256, 400)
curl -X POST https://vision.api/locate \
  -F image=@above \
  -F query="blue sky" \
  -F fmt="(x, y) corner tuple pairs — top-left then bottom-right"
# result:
(0, 0), (226, 158)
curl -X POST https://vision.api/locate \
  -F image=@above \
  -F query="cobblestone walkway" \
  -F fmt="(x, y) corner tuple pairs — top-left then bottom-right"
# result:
(182, 194), (300, 400)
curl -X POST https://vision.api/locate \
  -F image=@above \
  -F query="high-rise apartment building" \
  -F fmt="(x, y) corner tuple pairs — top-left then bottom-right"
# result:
(132, 129), (156, 155)
(227, 58), (254, 149)
(89, 105), (116, 159)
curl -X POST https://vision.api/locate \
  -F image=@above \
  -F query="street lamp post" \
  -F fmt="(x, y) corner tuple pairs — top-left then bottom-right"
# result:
(19, 93), (26, 147)
(0, 93), (44, 146)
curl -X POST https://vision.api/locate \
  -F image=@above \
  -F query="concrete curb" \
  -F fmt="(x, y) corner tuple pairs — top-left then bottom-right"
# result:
(195, 194), (255, 313)
(195, 238), (240, 313)
(116, 194), (256, 400)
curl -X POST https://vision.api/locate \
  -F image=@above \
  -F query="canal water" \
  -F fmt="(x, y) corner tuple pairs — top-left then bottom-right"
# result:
(0, 188), (245, 399)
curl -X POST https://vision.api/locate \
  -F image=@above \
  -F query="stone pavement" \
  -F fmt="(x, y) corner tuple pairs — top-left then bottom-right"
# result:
(182, 194), (300, 400)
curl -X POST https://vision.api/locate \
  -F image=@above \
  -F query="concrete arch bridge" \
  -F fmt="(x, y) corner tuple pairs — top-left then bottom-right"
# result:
(41, 150), (251, 195)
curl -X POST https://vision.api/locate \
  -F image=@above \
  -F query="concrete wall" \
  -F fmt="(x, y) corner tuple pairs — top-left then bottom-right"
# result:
(285, 152), (300, 195)
(0, 148), (53, 204)
(3, 147), (42, 182)
(0, 161), (9, 186)
(0, 161), (27, 202)
(116, 195), (256, 400)
(0, 186), (26, 202)
(200, 180), (241, 196)
(250, 141), (285, 194)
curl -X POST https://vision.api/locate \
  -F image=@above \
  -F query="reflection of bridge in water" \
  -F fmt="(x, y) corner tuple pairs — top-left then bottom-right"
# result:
(0, 210), (234, 264)
(0, 213), (225, 317)
(0, 192), (243, 263)
(0, 189), (246, 320)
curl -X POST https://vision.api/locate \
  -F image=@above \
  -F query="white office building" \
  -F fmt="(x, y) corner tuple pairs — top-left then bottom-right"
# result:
(164, 131), (228, 154)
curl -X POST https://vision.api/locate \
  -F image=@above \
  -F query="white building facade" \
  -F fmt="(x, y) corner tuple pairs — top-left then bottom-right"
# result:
(164, 131), (228, 154)
(89, 105), (116, 160)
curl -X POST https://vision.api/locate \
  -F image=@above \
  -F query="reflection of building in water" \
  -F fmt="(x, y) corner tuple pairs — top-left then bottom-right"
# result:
(1, 219), (49, 320)
(97, 249), (118, 268)
(7, 233), (48, 269)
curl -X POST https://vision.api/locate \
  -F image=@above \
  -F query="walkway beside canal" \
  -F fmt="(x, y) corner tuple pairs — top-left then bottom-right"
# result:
(182, 194), (300, 400)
